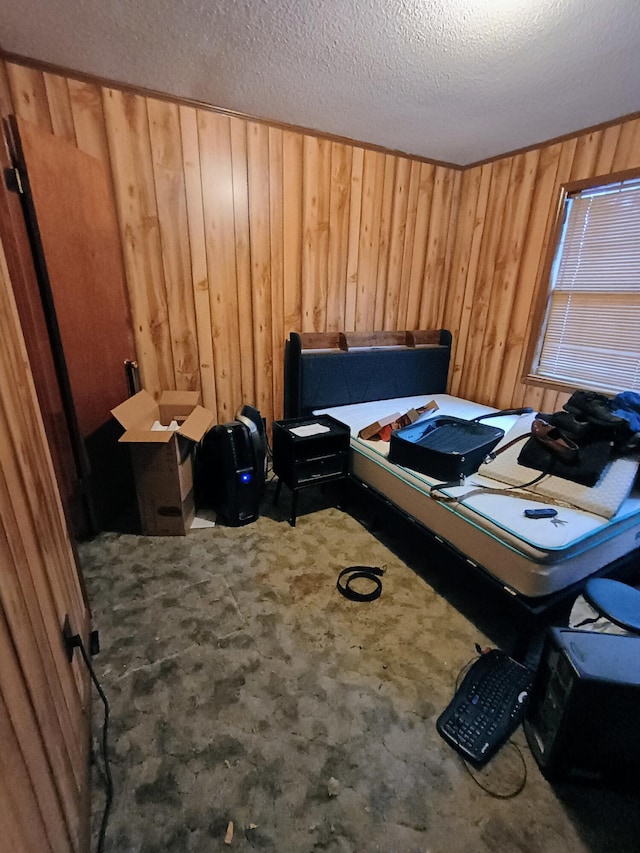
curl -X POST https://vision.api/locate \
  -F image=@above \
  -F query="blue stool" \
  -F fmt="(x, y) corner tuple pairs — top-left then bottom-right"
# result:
(584, 578), (640, 635)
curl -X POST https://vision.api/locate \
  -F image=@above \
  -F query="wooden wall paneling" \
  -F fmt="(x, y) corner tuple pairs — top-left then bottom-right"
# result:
(433, 167), (461, 330)
(382, 155), (411, 329)
(418, 165), (457, 331)
(474, 149), (540, 405)
(363, 151), (386, 329)
(147, 98), (201, 393)
(442, 165), (483, 394)
(6, 63), (53, 132)
(282, 130), (303, 342)
(301, 135), (331, 332)
(0, 444), (83, 849)
(611, 117), (640, 172)
(344, 146), (364, 331)
(402, 161), (434, 329)
(247, 121), (274, 420)
(0, 601), (76, 851)
(229, 116), (255, 414)
(517, 136), (578, 411)
(354, 149), (383, 330)
(495, 143), (563, 409)
(0, 688), (52, 851)
(456, 157), (514, 401)
(269, 126), (285, 418)
(102, 87), (173, 394)
(395, 159), (421, 329)
(300, 134), (319, 332)
(0, 189), (89, 849)
(372, 154), (397, 329)
(569, 130), (602, 181)
(198, 110), (243, 423)
(0, 60), (14, 119)
(448, 164), (493, 396)
(67, 79), (111, 166)
(593, 124), (621, 175)
(0, 658), (70, 851)
(0, 429), (87, 728)
(514, 137), (578, 411)
(0, 760), (34, 853)
(326, 141), (353, 331)
(0, 238), (85, 622)
(179, 105), (216, 414)
(42, 73), (76, 144)
(6, 58), (640, 442)
(0, 381), (87, 767)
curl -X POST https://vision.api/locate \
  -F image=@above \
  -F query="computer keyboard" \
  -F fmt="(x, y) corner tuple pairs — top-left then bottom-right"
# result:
(436, 649), (534, 765)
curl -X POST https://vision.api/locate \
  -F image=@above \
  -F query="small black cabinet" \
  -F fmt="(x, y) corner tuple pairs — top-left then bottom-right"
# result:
(272, 414), (350, 525)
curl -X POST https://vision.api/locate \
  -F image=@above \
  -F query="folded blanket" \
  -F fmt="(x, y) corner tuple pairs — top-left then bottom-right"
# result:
(477, 413), (640, 519)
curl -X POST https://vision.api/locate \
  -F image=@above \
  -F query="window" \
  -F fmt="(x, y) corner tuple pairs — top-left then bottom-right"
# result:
(530, 174), (640, 394)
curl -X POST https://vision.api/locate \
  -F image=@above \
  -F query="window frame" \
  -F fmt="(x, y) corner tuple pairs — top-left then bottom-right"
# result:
(523, 166), (640, 395)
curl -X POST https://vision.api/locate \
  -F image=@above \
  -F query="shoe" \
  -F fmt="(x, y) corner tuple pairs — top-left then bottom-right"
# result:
(538, 410), (593, 440)
(563, 391), (628, 428)
(531, 418), (579, 463)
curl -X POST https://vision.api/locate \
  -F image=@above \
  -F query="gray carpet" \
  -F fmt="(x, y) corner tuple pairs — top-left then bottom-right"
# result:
(79, 483), (640, 852)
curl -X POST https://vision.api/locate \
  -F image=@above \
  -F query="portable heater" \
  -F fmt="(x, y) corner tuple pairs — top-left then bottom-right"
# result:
(197, 411), (265, 526)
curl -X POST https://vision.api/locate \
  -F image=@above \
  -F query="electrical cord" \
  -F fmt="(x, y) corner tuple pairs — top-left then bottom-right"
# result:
(70, 635), (113, 853)
(458, 739), (528, 799)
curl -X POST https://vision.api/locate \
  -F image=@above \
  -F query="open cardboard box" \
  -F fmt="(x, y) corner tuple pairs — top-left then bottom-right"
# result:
(111, 390), (214, 535)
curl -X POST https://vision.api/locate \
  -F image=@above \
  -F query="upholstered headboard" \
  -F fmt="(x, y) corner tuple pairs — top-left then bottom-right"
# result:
(284, 329), (452, 418)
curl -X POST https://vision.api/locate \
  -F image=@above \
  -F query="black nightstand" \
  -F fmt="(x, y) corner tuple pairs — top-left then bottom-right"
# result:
(272, 414), (350, 526)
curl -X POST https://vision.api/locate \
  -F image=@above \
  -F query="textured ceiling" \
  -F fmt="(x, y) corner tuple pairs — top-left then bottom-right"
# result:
(2, 0), (640, 166)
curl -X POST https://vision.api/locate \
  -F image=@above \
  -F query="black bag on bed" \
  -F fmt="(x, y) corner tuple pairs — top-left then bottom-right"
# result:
(388, 409), (532, 483)
(516, 391), (638, 487)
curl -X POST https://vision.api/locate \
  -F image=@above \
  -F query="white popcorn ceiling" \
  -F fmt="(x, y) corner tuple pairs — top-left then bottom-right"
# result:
(2, 0), (640, 165)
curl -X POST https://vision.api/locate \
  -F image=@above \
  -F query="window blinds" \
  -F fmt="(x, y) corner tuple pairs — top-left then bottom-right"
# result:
(536, 178), (640, 393)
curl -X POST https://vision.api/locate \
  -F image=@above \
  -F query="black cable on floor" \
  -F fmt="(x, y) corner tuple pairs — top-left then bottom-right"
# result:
(458, 739), (528, 799)
(77, 639), (113, 853)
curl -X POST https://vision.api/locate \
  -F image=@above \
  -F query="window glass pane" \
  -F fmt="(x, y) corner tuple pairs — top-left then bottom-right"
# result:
(534, 176), (640, 393)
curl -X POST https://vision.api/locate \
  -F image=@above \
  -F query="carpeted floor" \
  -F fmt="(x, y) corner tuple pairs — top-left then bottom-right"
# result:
(79, 482), (640, 853)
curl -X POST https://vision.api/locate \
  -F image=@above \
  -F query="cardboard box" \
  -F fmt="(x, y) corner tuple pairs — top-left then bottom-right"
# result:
(111, 390), (214, 536)
(358, 400), (439, 441)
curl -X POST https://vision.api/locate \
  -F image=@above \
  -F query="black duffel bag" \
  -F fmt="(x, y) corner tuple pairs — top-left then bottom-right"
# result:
(388, 408), (532, 483)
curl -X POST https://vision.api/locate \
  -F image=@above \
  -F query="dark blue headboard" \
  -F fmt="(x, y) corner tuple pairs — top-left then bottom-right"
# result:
(284, 330), (452, 418)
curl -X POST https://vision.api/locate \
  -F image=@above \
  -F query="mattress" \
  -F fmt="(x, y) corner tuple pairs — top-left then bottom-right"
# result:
(315, 394), (640, 598)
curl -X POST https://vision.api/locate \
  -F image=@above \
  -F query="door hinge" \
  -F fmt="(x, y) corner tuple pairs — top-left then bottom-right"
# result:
(4, 166), (23, 194)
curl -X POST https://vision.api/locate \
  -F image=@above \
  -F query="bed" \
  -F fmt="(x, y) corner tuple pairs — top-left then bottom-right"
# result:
(283, 330), (640, 608)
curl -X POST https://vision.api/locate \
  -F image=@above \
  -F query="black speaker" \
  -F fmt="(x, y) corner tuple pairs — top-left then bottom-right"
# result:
(197, 421), (261, 526)
(524, 628), (640, 786)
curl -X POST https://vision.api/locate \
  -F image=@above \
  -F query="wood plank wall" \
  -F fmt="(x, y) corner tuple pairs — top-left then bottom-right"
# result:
(1, 60), (462, 429)
(3, 58), (640, 427)
(445, 123), (640, 414)
(0, 225), (90, 849)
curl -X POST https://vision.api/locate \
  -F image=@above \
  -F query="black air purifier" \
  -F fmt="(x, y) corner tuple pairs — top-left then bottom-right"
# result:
(197, 420), (262, 526)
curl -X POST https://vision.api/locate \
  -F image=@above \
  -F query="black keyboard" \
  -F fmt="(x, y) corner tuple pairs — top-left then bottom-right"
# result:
(436, 649), (534, 765)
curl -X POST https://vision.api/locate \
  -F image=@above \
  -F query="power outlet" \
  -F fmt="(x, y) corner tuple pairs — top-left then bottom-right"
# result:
(62, 614), (79, 662)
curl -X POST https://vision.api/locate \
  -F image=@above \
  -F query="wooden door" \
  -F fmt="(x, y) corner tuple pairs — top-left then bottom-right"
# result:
(0, 125), (91, 539)
(9, 115), (138, 532)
